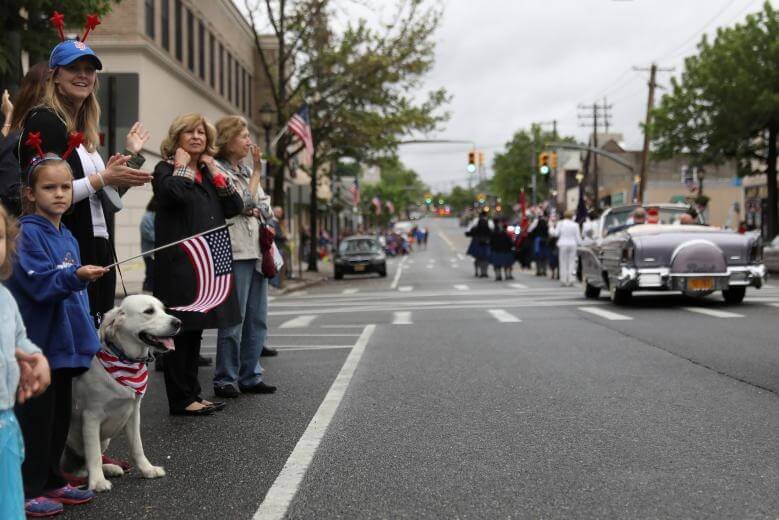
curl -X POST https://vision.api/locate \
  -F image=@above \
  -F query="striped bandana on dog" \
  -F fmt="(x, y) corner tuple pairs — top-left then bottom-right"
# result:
(96, 350), (149, 396)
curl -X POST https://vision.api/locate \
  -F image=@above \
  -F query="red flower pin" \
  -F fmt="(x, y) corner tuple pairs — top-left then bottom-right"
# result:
(81, 14), (101, 42)
(25, 132), (45, 159)
(49, 11), (65, 41)
(62, 132), (84, 160)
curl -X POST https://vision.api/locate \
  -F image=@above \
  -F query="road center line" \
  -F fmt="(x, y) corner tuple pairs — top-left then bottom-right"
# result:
(279, 315), (317, 328)
(578, 306), (633, 321)
(683, 307), (743, 318)
(488, 309), (521, 323)
(390, 256), (408, 290)
(392, 311), (412, 325)
(253, 325), (376, 520)
(438, 230), (458, 252)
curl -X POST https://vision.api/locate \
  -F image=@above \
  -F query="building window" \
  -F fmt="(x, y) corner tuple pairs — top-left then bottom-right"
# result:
(219, 44), (224, 96)
(248, 75), (252, 116)
(186, 9), (194, 72)
(234, 63), (240, 107)
(161, 0), (169, 50)
(144, 0), (155, 39)
(209, 33), (215, 88)
(198, 21), (205, 80)
(174, 0), (182, 61)
(242, 68), (247, 114)
(227, 55), (233, 103)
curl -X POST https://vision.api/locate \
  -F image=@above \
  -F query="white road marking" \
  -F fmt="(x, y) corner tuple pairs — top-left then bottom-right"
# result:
(488, 309), (521, 323)
(510, 283), (528, 289)
(341, 288), (359, 295)
(454, 284), (469, 291)
(253, 325), (376, 520)
(578, 307), (633, 321)
(279, 315), (317, 328)
(426, 264), (434, 269)
(683, 307), (743, 318)
(389, 256), (408, 290)
(438, 231), (457, 252)
(457, 253), (466, 261)
(321, 325), (366, 328)
(273, 345), (354, 351)
(398, 286), (414, 292)
(392, 311), (412, 325)
(269, 334), (361, 337)
(764, 284), (775, 289)
(770, 303), (779, 307)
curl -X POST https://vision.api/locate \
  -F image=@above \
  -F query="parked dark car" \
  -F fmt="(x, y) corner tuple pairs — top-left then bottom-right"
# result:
(578, 204), (766, 305)
(334, 236), (387, 280)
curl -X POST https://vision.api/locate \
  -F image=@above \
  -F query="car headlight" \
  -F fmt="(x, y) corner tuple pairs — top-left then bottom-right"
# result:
(621, 245), (635, 263)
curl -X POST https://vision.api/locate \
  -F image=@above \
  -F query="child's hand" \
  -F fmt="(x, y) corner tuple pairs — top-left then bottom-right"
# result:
(1, 89), (13, 119)
(77, 265), (109, 281)
(15, 350), (50, 403)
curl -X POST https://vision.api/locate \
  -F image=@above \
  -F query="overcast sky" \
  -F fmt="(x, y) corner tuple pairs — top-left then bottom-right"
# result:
(380, 0), (772, 193)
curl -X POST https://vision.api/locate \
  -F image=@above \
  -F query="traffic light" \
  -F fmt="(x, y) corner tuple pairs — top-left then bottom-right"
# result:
(424, 192), (433, 204)
(539, 152), (550, 175)
(467, 151), (476, 173)
(478, 151), (484, 168)
(550, 152), (558, 169)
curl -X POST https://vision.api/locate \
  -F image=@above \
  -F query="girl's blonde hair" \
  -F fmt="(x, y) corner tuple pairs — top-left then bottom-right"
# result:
(40, 69), (101, 153)
(564, 210), (574, 219)
(160, 113), (217, 159)
(22, 158), (74, 216)
(214, 115), (248, 160)
(0, 204), (19, 281)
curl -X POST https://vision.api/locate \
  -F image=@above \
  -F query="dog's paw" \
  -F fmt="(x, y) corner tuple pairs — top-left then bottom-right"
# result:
(139, 465), (166, 479)
(89, 478), (113, 492)
(102, 463), (124, 477)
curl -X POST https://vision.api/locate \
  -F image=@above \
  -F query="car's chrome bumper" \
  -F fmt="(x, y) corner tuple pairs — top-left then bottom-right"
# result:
(616, 264), (766, 290)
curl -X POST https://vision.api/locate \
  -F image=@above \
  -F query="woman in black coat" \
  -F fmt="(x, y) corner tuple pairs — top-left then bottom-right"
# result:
(153, 113), (243, 416)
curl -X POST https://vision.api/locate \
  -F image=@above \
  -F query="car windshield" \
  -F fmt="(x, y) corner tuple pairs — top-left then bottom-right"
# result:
(604, 207), (693, 235)
(339, 239), (380, 254)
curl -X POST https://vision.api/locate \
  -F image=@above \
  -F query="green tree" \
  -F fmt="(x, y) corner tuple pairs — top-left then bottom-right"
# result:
(360, 157), (428, 225)
(1, 1), (117, 91)
(652, 2), (779, 236)
(446, 185), (476, 213)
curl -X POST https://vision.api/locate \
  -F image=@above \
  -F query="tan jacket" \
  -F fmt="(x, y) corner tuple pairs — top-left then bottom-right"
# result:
(215, 159), (271, 261)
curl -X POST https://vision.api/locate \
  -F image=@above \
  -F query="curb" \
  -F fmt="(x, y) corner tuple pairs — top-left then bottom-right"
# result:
(271, 275), (330, 296)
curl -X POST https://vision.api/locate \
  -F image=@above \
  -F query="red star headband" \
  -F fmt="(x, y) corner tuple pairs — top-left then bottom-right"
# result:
(23, 131), (83, 183)
(49, 11), (101, 43)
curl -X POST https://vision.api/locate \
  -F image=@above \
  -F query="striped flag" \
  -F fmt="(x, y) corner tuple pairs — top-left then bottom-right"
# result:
(371, 196), (382, 215)
(385, 200), (395, 214)
(287, 104), (314, 162)
(349, 177), (360, 206)
(171, 226), (234, 313)
(96, 351), (149, 396)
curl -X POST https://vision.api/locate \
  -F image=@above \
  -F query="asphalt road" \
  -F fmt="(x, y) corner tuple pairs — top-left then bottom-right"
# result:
(69, 217), (777, 520)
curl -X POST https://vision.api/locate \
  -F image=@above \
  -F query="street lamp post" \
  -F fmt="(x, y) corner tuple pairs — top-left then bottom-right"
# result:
(259, 103), (275, 194)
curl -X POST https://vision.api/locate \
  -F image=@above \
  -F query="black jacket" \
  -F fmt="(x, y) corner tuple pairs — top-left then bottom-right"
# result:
(490, 229), (514, 253)
(0, 130), (22, 215)
(152, 160), (244, 331)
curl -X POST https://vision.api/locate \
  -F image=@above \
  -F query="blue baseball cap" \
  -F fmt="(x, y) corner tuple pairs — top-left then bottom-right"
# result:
(49, 40), (103, 70)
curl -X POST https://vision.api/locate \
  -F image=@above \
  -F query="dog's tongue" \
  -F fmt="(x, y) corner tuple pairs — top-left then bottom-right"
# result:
(160, 337), (175, 350)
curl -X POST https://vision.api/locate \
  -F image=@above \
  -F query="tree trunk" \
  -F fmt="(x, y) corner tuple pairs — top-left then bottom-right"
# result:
(766, 123), (778, 239)
(307, 156), (319, 271)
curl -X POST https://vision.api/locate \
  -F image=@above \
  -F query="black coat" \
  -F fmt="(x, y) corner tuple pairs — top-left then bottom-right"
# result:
(0, 130), (22, 215)
(152, 160), (243, 331)
(490, 229), (514, 253)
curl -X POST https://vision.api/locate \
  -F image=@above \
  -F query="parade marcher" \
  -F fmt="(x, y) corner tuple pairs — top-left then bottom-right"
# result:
(17, 36), (152, 327)
(152, 113), (243, 416)
(9, 154), (108, 516)
(529, 211), (549, 276)
(551, 210), (581, 287)
(0, 63), (49, 216)
(466, 210), (492, 278)
(489, 218), (514, 281)
(212, 115), (276, 398)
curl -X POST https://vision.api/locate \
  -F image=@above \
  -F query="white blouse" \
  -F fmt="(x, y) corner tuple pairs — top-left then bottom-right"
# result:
(75, 145), (109, 239)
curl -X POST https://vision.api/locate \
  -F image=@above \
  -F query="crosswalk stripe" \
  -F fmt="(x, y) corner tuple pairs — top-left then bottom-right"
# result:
(454, 284), (469, 291)
(398, 286), (413, 292)
(457, 253), (465, 261)
(341, 288), (359, 295)
(579, 307), (633, 321)
(426, 265), (434, 269)
(510, 283), (528, 289)
(683, 307), (743, 318)
(770, 303), (779, 307)
(488, 309), (521, 323)
(280, 315), (317, 328)
(392, 311), (412, 325)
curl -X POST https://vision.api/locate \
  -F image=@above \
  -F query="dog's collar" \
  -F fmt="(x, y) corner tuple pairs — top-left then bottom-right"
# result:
(103, 339), (155, 364)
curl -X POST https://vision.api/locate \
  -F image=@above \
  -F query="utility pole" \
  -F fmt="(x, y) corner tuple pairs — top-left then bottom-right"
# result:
(634, 63), (674, 204)
(578, 102), (611, 208)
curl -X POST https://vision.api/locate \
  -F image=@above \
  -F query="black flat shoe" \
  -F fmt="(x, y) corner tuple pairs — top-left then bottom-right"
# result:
(198, 355), (213, 367)
(239, 381), (277, 394)
(260, 346), (278, 357)
(204, 400), (226, 411)
(170, 406), (214, 416)
(214, 385), (240, 398)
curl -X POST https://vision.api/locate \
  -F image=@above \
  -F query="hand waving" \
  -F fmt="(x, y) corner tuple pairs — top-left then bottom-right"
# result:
(125, 122), (151, 154)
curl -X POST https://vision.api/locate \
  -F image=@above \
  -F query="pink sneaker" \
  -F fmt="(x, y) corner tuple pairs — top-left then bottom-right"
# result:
(25, 497), (64, 517)
(43, 484), (96, 505)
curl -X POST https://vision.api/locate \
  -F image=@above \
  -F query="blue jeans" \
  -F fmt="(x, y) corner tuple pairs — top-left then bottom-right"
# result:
(214, 260), (268, 389)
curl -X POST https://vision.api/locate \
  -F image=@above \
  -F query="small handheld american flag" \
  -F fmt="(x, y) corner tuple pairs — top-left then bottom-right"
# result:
(172, 226), (234, 313)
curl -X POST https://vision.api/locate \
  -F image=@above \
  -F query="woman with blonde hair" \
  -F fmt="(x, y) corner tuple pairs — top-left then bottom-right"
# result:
(212, 115), (276, 398)
(17, 40), (152, 327)
(153, 113), (244, 416)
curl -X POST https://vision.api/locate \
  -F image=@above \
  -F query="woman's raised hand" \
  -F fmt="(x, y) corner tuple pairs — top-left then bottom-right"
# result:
(174, 147), (191, 168)
(102, 154), (153, 187)
(250, 144), (263, 171)
(201, 154), (217, 172)
(125, 121), (151, 154)
(1, 89), (13, 119)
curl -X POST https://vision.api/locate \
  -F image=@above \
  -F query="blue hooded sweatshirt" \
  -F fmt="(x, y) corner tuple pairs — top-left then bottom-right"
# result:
(6, 215), (99, 371)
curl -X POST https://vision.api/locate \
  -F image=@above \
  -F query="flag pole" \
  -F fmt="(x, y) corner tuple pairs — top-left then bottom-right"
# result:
(270, 127), (287, 149)
(104, 223), (233, 270)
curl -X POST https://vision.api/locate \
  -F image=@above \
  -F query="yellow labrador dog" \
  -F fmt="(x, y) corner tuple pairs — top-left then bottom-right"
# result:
(63, 295), (180, 492)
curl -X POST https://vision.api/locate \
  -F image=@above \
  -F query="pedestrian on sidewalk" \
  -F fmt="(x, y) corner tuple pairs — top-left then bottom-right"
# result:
(550, 210), (581, 287)
(466, 210), (492, 278)
(211, 115), (276, 398)
(152, 113), (244, 416)
(490, 218), (514, 281)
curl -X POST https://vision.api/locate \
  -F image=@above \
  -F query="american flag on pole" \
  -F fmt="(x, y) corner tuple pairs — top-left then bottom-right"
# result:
(349, 177), (360, 206)
(371, 196), (382, 215)
(287, 104), (314, 162)
(171, 226), (234, 313)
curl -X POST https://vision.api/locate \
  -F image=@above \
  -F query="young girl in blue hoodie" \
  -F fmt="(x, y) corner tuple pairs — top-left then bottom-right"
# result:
(7, 156), (108, 517)
(0, 203), (51, 519)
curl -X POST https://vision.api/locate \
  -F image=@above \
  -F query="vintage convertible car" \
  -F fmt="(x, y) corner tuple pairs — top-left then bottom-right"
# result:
(578, 204), (766, 305)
